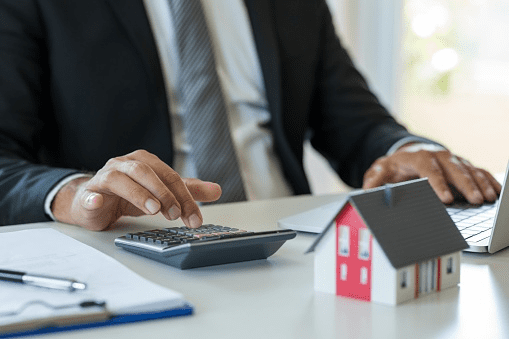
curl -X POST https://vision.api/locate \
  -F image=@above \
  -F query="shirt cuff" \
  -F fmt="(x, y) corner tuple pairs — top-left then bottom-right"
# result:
(44, 173), (94, 221)
(386, 136), (446, 156)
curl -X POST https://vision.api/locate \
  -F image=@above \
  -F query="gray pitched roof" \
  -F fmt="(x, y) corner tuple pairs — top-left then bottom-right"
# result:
(307, 178), (469, 269)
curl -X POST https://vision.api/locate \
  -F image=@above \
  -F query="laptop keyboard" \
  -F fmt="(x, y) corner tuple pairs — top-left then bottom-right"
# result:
(446, 203), (498, 243)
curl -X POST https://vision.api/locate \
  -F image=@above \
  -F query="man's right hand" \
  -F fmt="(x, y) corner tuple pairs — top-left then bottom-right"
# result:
(51, 150), (222, 231)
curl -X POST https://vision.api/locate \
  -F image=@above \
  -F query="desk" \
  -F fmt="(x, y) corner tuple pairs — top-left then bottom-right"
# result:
(2, 193), (509, 339)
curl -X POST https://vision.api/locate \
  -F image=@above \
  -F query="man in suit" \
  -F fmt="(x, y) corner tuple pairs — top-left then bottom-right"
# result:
(0, 0), (501, 230)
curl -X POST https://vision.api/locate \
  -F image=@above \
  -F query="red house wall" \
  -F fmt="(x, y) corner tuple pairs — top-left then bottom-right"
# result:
(336, 203), (372, 301)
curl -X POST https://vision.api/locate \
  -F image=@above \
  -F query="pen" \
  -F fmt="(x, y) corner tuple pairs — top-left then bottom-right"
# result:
(0, 269), (87, 292)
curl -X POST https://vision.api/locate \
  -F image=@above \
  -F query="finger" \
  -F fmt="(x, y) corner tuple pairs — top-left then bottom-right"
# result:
(114, 159), (182, 221)
(479, 168), (503, 195)
(87, 169), (162, 215)
(126, 151), (211, 200)
(124, 150), (203, 228)
(414, 156), (454, 204)
(436, 153), (483, 204)
(463, 165), (498, 202)
(183, 178), (222, 202)
(363, 162), (392, 189)
(74, 190), (110, 231)
(146, 165), (201, 228)
(82, 191), (104, 210)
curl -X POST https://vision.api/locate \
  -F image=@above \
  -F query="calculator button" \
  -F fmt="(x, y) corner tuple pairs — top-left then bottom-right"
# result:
(164, 228), (179, 234)
(198, 236), (221, 241)
(162, 240), (181, 246)
(132, 233), (144, 240)
(210, 232), (230, 237)
(193, 234), (214, 239)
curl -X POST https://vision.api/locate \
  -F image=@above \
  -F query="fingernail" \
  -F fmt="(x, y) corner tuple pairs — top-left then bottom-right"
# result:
(85, 193), (99, 206)
(145, 199), (160, 214)
(188, 214), (201, 228)
(168, 205), (181, 220)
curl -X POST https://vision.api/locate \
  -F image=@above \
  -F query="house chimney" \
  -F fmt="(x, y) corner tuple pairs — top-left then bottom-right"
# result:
(384, 184), (394, 208)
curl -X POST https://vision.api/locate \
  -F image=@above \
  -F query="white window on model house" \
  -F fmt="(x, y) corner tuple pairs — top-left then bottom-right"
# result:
(340, 263), (348, 281)
(400, 270), (408, 288)
(360, 267), (368, 285)
(338, 225), (350, 257)
(358, 228), (371, 260)
(446, 256), (455, 274)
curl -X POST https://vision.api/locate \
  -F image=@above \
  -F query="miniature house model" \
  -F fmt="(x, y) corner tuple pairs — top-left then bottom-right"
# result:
(307, 178), (468, 306)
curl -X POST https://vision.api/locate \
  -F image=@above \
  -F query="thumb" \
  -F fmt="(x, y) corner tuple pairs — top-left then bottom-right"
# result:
(183, 178), (222, 202)
(82, 191), (104, 210)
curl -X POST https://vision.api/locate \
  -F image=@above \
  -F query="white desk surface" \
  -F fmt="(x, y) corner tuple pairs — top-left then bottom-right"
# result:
(2, 193), (509, 339)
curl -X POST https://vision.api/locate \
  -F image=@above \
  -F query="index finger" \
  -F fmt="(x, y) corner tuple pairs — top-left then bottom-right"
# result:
(125, 150), (203, 228)
(414, 156), (454, 204)
(362, 163), (391, 189)
(436, 153), (484, 205)
(480, 168), (502, 195)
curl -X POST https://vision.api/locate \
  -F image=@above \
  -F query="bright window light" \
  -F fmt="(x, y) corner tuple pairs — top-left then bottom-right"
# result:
(410, 2), (449, 38)
(429, 4), (449, 28)
(431, 48), (459, 72)
(412, 13), (436, 38)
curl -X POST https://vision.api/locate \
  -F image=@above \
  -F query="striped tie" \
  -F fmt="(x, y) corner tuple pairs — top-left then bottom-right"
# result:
(169, 0), (247, 203)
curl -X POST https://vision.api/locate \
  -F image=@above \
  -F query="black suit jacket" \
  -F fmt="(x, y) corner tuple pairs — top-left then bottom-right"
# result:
(0, 0), (417, 225)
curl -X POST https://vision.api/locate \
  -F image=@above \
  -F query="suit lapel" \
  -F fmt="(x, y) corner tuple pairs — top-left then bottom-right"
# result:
(104, 0), (167, 105)
(243, 0), (282, 121)
(244, 0), (311, 194)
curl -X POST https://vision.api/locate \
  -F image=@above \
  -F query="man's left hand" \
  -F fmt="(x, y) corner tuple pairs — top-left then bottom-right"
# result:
(362, 144), (501, 204)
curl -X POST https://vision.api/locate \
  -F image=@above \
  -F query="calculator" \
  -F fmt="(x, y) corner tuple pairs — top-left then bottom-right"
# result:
(114, 224), (297, 269)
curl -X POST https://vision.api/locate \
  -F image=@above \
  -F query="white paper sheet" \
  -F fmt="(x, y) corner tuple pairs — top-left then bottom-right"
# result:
(0, 228), (187, 327)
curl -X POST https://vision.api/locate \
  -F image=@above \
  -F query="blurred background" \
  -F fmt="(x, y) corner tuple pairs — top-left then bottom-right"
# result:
(306, 0), (509, 194)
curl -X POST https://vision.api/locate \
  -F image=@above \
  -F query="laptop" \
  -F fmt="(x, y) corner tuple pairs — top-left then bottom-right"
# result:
(278, 163), (509, 254)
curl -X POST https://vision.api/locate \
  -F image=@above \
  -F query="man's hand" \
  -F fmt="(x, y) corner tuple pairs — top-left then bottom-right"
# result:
(362, 145), (501, 204)
(51, 150), (222, 231)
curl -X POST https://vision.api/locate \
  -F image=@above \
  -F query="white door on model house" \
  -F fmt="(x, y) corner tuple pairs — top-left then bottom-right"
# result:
(416, 259), (439, 296)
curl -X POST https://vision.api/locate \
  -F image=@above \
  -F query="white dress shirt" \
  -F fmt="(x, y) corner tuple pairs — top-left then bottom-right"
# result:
(143, 0), (294, 200)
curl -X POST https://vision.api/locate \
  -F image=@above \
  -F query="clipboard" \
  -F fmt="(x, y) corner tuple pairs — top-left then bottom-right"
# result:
(0, 229), (193, 338)
(0, 301), (193, 338)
